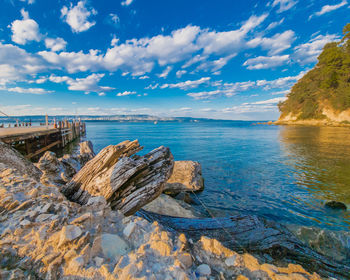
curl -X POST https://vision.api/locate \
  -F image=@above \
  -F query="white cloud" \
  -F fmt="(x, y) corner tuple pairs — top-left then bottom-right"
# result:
(250, 97), (286, 105)
(247, 30), (295, 55)
(243, 55), (290, 70)
(293, 34), (338, 64)
(271, 0), (298, 13)
(61, 1), (97, 33)
(161, 77), (210, 90)
(121, 0), (133, 6)
(117, 91), (136, 96)
(139, 75), (149, 79)
(48, 73), (114, 94)
(0, 43), (46, 85)
(45, 37), (67, 52)
(10, 9), (41, 45)
(19, 0), (35, 4)
(157, 66), (173, 78)
(266, 18), (285, 30)
(176, 70), (187, 78)
(110, 13), (120, 24)
(4, 86), (53, 94)
(311, 0), (347, 19)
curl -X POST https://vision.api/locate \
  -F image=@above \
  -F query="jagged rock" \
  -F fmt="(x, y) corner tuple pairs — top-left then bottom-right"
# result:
(325, 201), (347, 210)
(58, 225), (83, 247)
(0, 140), (41, 180)
(63, 140), (174, 216)
(142, 194), (197, 218)
(164, 161), (204, 195)
(36, 151), (76, 188)
(78, 141), (95, 166)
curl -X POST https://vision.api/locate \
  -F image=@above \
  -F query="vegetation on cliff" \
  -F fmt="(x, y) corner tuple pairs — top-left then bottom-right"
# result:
(278, 24), (350, 120)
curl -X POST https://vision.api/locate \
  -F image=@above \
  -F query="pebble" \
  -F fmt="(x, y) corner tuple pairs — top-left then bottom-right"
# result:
(196, 264), (211, 276)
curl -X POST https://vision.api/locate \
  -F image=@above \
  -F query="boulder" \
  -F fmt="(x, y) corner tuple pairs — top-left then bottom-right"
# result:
(78, 141), (95, 166)
(0, 141), (41, 180)
(164, 161), (204, 195)
(325, 201), (347, 210)
(142, 194), (197, 218)
(101, 234), (130, 260)
(63, 140), (174, 216)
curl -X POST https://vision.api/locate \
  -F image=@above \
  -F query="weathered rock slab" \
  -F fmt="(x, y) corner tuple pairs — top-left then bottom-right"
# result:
(164, 161), (204, 195)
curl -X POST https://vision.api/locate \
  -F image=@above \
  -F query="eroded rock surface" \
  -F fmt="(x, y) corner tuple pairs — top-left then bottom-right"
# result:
(0, 141), (325, 280)
(164, 161), (204, 195)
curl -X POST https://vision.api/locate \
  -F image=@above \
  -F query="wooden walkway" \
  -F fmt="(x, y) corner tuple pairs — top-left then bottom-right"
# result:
(0, 121), (86, 159)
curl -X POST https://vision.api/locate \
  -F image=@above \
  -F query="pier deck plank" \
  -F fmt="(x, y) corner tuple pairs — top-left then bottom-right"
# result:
(0, 126), (58, 142)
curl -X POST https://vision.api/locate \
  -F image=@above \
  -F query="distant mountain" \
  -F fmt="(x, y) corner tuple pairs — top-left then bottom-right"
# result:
(277, 24), (350, 125)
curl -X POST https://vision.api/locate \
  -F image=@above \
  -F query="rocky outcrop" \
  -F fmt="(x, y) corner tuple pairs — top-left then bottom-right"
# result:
(78, 141), (95, 166)
(63, 140), (174, 216)
(0, 141), (41, 181)
(164, 161), (204, 195)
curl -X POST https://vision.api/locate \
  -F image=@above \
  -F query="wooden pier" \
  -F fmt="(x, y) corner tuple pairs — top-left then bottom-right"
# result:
(0, 121), (86, 159)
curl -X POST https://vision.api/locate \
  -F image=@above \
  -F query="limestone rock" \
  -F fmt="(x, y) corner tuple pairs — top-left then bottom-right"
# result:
(78, 140), (95, 166)
(101, 234), (130, 260)
(164, 161), (204, 195)
(59, 225), (82, 247)
(63, 140), (174, 216)
(142, 194), (197, 218)
(0, 140), (41, 180)
(196, 264), (211, 276)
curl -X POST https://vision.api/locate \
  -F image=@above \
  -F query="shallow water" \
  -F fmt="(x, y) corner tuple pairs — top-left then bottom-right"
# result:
(84, 121), (350, 259)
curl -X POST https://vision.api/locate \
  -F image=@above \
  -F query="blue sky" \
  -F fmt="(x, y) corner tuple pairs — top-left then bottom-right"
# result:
(0, 0), (349, 120)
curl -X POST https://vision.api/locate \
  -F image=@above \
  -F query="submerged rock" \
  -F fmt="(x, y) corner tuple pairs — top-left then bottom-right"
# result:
(164, 161), (204, 195)
(325, 201), (347, 210)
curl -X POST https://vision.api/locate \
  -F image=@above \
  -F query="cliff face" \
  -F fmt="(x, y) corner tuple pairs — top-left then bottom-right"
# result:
(277, 24), (350, 125)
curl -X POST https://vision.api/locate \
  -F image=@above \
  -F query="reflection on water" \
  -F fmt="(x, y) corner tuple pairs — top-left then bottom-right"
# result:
(279, 126), (350, 228)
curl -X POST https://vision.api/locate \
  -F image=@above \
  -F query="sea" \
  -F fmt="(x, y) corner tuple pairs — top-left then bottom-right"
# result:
(84, 120), (350, 262)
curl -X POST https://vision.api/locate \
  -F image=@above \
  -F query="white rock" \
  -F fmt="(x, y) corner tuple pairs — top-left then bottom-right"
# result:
(59, 225), (82, 247)
(86, 196), (107, 207)
(196, 264), (211, 276)
(35, 214), (53, 222)
(19, 219), (31, 227)
(123, 222), (136, 238)
(225, 255), (237, 267)
(101, 233), (130, 260)
(94, 256), (104, 267)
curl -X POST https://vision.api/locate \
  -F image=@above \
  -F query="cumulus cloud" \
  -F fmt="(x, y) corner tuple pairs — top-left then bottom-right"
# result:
(117, 91), (137, 96)
(19, 0), (35, 4)
(271, 0), (298, 13)
(39, 14), (268, 76)
(243, 55), (290, 70)
(121, 0), (134, 6)
(176, 70), (187, 78)
(10, 9), (41, 45)
(293, 34), (338, 64)
(249, 97), (286, 105)
(45, 37), (67, 52)
(48, 73), (114, 94)
(247, 30), (295, 55)
(310, 0), (348, 19)
(61, 1), (97, 33)
(160, 77), (210, 90)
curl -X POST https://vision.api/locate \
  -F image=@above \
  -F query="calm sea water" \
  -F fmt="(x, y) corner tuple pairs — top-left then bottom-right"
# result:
(84, 121), (350, 235)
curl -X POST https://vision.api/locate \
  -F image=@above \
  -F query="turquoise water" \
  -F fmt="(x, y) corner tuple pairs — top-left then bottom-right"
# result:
(84, 121), (350, 234)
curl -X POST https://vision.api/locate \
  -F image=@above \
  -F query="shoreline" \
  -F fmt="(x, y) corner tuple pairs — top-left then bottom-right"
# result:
(274, 119), (350, 127)
(0, 139), (348, 279)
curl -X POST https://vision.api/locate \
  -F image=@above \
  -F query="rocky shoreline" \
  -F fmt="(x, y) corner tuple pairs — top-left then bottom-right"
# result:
(0, 139), (331, 279)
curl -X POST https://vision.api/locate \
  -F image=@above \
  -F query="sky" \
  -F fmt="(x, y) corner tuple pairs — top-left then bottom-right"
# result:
(0, 0), (349, 120)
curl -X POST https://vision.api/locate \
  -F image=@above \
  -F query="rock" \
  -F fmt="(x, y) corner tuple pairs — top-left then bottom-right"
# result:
(79, 141), (95, 166)
(59, 225), (82, 247)
(196, 264), (211, 276)
(0, 141), (41, 180)
(94, 256), (104, 267)
(63, 140), (174, 216)
(123, 222), (136, 238)
(36, 151), (76, 187)
(174, 192), (199, 205)
(325, 201), (347, 210)
(177, 253), (192, 269)
(101, 234), (130, 260)
(164, 161), (204, 195)
(142, 194), (197, 218)
(225, 255), (237, 267)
